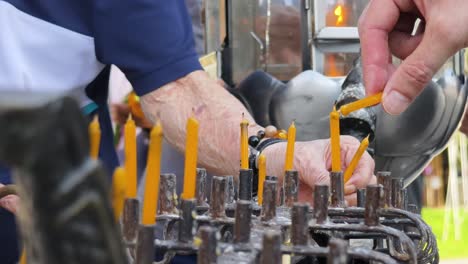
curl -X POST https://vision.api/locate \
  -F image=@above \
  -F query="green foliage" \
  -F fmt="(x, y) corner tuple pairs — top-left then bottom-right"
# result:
(422, 208), (468, 259)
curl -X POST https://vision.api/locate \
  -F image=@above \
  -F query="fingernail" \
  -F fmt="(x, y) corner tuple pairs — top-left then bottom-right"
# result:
(383, 90), (411, 115)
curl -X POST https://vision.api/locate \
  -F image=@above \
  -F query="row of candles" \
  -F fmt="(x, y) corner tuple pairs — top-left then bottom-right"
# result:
(87, 92), (382, 226)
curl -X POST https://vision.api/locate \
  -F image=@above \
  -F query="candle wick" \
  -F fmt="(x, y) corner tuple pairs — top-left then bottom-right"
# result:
(191, 107), (196, 117)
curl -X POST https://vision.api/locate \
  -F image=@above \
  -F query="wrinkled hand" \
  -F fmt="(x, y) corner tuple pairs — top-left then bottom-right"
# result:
(263, 136), (376, 206)
(359, 0), (468, 115)
(0, 184), (19, 215)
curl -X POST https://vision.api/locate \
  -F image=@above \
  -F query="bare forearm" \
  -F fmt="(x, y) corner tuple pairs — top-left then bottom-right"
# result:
(141, 70), (262, 176)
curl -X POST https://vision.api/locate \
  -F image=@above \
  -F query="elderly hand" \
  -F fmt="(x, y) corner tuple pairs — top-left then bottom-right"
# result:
(0, 184), (19, 215)
(263, 136), (376, 206)
(359, 0), (468, 115)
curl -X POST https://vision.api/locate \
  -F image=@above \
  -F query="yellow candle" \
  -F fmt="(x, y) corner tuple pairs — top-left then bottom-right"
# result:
(142, 123), (163, 225)
(330, 106), (341, 172)
(20, 248), (26, 264)
(284, 121), (296, 171)
(344, 136), (370, 183)
(89, 116), (101, 160)
(240, 115), (249, 170)
(125, 115), (137, 198)
(181, 115), (199, 200)
(112, 167), (127, 221)
(340, 92), (383, 116)
(258, 154), (266, 206)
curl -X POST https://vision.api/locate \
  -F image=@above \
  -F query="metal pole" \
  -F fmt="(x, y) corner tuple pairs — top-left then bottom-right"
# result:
(284, 170), (299, 207)
(123, 198), (140, 243)
(234, 200), (252, 243)
(314, 184), (329, 224)
(391, 178), (404, 209)
(330, 172), (345, 207)
(135, 224), (155, 264)
(197, 226), (218, 264)
(261, 180), (277, 221)
(196, 168), (208, 207)
(260, 231), (282, 264)
(377, 171), (392, 208)
(225, 175), (236, 204)
(239, 169), (253, 201)
(178, 199), (196, 243)
(365, 185), (382, 226)
(291, 203), (309, 246)
(356, 189), (366, 208)
(210, 176), (227, 219)
(327, 239), (348, 264)
(158, 174), (178, 215)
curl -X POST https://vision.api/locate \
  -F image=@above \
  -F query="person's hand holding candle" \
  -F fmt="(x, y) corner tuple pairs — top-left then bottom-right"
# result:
(262, 136), (376, 206)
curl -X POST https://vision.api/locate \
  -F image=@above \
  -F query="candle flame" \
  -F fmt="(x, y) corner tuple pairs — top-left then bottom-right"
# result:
(334, 5), (344, 26)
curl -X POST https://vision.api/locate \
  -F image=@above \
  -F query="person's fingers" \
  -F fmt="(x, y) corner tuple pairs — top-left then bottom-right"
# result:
(298, 182), (313, 204)
(345, 185), (357, 195)
(358, 0), (402, 95)
(382, 28), (456, 115)
(344, 151), (375, 189)
(369, 175), (377, 185)
(0, 195), (19, 214)
(389, 13), (424, 60)
(345, 175), (377, 206)
(389, 31), (423, 60)
(393, 12), (420, 33)
(112, 103), (131, 125)
(345, 193), (357, 207)
(335, 136), (375, 191)
(300, 167), (330, 191)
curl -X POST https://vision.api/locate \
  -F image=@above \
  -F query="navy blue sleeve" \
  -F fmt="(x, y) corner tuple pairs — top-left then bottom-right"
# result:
(93, 0), (203, 96)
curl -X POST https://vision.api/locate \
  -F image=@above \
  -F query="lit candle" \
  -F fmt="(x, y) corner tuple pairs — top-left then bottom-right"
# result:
(330, 106), (341, 172)
(258, 154), (266, 206)
(125, 115), (137, 198)
(344, 136), (370, 183)
(340, 92), (383, 116)
(284, 121), (296, 171)
(142, 122), (163, 225)
(89, 116), (101, 160)
(181, 114), (199, 200)
(240, 114), (249, 170)
(112, 167), (126, 221)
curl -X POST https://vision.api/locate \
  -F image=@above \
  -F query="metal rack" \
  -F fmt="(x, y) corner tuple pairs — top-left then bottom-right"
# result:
(123, 169), (438, 264)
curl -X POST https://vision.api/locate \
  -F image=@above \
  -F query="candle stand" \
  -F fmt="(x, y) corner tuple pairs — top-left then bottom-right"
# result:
(124, 169), (439, 264)
(0, 94), (439, 264)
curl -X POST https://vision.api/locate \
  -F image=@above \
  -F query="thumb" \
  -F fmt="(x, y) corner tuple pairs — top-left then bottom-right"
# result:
(382, 32), (454, 115)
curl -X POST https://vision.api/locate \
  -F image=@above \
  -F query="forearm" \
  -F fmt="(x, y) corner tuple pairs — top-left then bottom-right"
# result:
(141, 70), (263, 176)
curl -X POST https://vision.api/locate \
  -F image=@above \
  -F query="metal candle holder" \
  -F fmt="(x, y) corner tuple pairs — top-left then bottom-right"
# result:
(126, 169), (439, 264)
